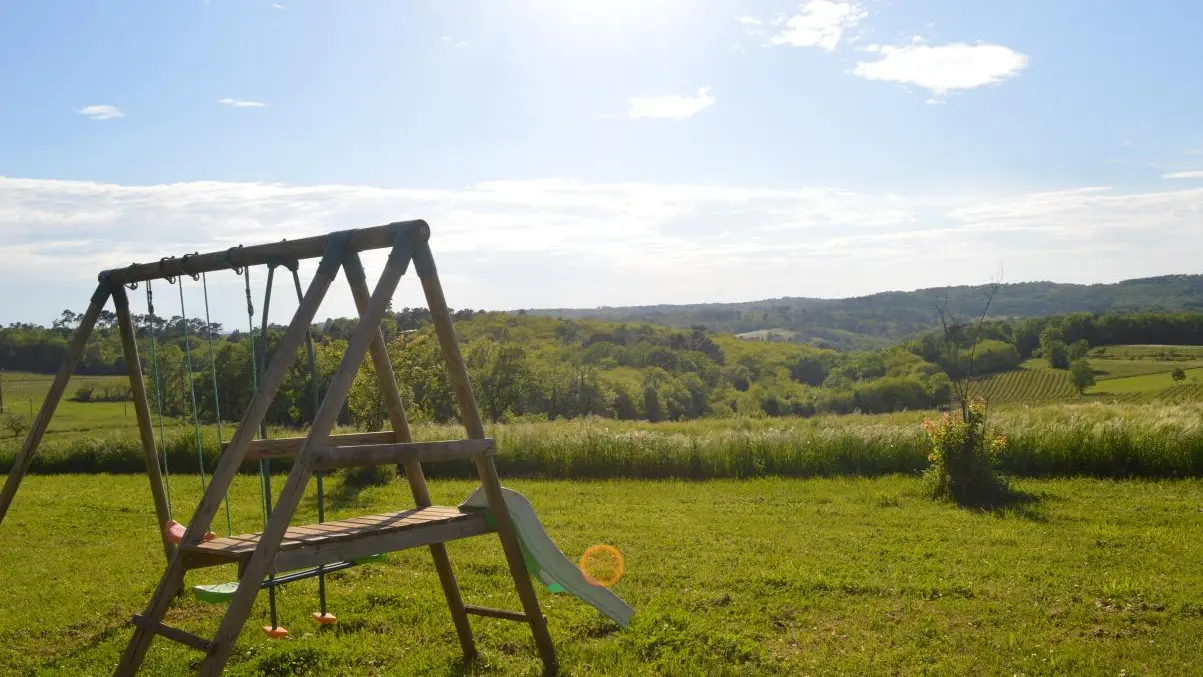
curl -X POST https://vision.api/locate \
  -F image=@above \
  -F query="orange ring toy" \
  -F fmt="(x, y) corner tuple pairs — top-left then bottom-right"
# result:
(578, 544), (624, 587)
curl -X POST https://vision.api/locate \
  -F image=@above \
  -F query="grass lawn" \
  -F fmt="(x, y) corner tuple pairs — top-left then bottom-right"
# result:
(3, 475), (1203, 676)
(1088, 359), (1203, 380)
(1, 371), (142, 439)
(1091, 345), (1203, 360)
(1089, 367), (1203, 395)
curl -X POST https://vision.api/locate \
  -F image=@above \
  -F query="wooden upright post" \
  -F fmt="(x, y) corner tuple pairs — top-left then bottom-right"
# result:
(413, 241), (559, 675)
(113, 286), (175, 562)
(0, 281), (110, 526)
(344, 251), (478, 660)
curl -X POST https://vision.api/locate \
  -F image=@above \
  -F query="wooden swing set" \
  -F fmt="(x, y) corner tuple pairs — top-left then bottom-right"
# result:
(0, 220), (561, 676)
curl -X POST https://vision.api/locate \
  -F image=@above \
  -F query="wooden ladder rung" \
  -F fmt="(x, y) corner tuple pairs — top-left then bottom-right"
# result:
(131, 614), (212, 652)
(310, 439), (494, 470)
(464, 604), (529, 623)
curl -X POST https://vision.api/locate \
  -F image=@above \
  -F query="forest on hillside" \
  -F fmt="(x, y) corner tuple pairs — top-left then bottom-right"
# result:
(5, 306), (1203, 427)
(530, 274), (1203, 350)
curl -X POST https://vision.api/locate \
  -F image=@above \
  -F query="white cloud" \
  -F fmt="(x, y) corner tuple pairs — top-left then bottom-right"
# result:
(853, 42), (1028, 96)
(626, 87), (715, 120)
(77, 105), (124, 120)
(440, 36), (469, 48)
(270, 3), (285, 9)
(1163, 170), (1203, 180)
(218, 98), (267, 108)
(768, 1), (866, 51)
(1, 175), (1199, 326)
(734, 16), (762, 26)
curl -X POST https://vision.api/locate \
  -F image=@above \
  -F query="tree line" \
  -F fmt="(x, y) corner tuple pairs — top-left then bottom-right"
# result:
(6, 308), (1203, 427)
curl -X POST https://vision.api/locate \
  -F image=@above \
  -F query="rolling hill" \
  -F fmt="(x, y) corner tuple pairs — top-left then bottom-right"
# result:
(526, 274), (1203, 350)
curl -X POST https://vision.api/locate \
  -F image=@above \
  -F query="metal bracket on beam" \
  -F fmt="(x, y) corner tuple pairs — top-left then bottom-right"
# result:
(316, 230), (355, 278)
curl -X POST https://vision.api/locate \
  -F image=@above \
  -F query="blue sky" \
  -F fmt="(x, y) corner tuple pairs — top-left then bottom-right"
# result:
(2, 0), (1202, 328)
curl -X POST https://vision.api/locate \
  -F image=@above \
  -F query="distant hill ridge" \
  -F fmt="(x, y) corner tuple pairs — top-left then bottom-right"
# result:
(525, 274), (1203, 350)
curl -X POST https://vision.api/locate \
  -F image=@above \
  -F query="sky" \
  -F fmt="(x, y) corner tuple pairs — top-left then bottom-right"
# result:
(2, 0), (1202, 329)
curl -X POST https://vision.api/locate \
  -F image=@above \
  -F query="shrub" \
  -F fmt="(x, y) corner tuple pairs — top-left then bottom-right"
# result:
(3, 413), (30, 439)
(340, 464), (397, 489)
(921, 399), (1010, 505)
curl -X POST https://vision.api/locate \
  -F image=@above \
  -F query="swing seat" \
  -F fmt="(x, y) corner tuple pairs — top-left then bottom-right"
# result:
(312, 612), (337, 625)
(190, 555), (387, 604)
(164, 519), (216, 545)
(192, 582), (239, 604)
(261, 625), (289, 639)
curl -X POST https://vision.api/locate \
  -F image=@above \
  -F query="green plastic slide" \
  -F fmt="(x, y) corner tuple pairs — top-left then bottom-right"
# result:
(460, 486), (635, 628)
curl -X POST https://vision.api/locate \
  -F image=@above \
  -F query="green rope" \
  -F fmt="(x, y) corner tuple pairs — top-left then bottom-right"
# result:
(177, 280), (208, 494)
(242, 268), (267, 529)
(201, 272), (234, 537)
(253, 263), (282, 631)
(289, 263), (328, 616)
(145, 282), (173, 519)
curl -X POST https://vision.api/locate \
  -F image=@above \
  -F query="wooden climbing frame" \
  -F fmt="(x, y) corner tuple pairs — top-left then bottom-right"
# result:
(0, 220), (558, 676)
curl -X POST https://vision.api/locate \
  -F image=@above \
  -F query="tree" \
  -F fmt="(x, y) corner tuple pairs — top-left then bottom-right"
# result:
(787, 354), (829, 386)
(347, 360), (388, 431)
(467, 337), (530, 423)
(1039, 324), (1066, 366)
(1172, 366), (1187, 383)
(1069, 358), (1095, 394)
(1068, 338), (1090, 361)
(1045, 340), (1070, 369)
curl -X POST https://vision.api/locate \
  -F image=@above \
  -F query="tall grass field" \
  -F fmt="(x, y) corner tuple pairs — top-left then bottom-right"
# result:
(4, 402), (1203, 480)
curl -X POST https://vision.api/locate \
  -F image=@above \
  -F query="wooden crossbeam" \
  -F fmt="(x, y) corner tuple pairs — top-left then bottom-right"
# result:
(310, 439), (494, 470)
(99, 220), (426, 286)
(233, 431), (399, 460)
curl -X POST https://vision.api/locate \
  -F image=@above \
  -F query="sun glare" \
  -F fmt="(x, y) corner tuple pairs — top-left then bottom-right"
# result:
(523, 0), (694, 37)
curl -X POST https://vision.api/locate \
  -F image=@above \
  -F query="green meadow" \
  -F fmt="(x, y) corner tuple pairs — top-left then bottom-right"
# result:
(4, 474), (1203, 676)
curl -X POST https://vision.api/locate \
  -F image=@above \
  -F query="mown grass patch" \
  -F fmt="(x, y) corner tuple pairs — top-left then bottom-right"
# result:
(1088, 358), (1203, 380)
(3, 475), (1203, 675)
(1089, 367), (1203, 395)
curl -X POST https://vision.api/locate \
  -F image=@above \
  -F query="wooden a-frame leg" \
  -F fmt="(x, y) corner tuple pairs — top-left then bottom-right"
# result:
(194, 231), (420, 677)
(114, 236), (349, 677)
(113, 285), (175, 562)
(344, 251), (478, 661)
(413, 242), (559, 675)
(0, 281), (110, 527)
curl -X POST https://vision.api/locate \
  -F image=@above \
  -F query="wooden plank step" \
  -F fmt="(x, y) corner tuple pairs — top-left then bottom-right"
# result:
(179, 506), (492, 574)
(311, 439), (494, 470)
(464, 605), (529, 623)
(131, 614), (212, 652)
